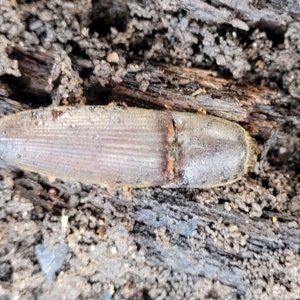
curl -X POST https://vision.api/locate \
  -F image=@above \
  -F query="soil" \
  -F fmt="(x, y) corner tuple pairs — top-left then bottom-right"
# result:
(0, 0), (300, 299)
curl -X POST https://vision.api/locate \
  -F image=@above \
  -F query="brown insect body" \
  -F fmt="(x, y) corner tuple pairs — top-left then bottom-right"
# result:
(0, 106), (257, 188)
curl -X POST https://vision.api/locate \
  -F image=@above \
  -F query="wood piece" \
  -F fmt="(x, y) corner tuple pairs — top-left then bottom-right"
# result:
(8, 48), (57, 97)
(110, 63), (276, 135)
(0, 82), (30, 116)
(1, 49), (276, 137)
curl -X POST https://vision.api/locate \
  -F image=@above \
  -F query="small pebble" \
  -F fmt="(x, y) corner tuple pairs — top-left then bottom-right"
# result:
(106, 51), (119, 63)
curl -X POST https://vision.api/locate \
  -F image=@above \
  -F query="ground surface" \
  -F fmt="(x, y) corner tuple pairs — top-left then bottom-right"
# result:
(0, 0), (300, 299)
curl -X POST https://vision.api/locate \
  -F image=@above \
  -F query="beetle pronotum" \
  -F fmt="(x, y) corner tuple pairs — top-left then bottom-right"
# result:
(0, 106), (257, 188)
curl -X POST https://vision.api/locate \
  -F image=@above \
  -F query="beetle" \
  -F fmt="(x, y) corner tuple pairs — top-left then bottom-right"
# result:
(0, 105), (257, 188)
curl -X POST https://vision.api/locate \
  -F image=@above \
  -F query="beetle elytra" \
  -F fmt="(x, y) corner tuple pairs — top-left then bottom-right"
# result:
(0, 106), (257, 188)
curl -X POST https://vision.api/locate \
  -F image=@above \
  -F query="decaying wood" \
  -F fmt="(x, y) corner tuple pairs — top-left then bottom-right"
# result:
(0, 82), (30, 116)
(1, 48), (276, 136)
(9, 48), (56, 96)
(0, 49), (54, 108)
(11, 172), (300, 294)
(111, 63), (276, 136)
